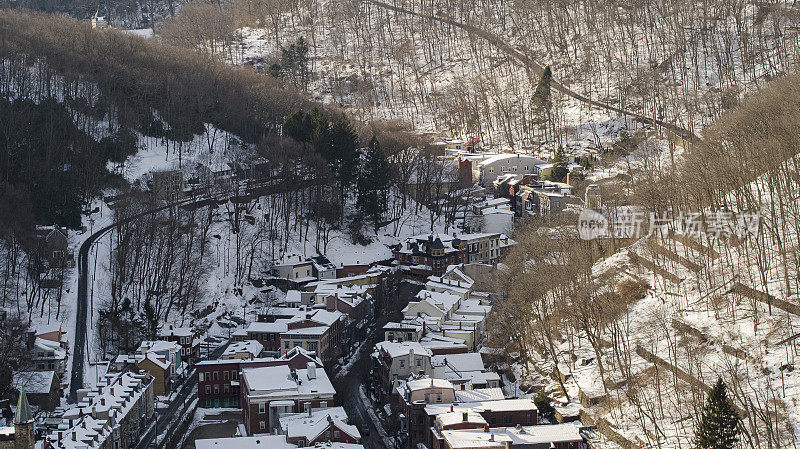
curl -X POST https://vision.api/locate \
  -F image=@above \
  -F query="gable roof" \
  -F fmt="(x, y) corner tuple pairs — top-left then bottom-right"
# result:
(13, 371), (56, 395)
(279, 407), (361, 442)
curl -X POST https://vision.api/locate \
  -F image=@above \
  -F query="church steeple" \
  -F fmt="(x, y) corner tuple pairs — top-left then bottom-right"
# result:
(14, 385), (32, 425)
(13, 383), (35, 449)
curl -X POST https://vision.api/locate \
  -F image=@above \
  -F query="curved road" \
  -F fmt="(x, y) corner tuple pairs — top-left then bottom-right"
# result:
(69, 198), (199, 402)
(367, 0), (700, 142)
(68, 178), (309, 402)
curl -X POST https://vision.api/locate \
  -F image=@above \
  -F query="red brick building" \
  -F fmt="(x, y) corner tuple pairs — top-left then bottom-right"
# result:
(240, 364), (336, 435)
(197, 348), (323, 409)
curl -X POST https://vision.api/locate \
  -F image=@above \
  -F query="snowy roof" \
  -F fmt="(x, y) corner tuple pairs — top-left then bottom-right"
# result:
(383, 321), (424, 332)
(48, 372), (152, 449)
(241, 365), (335, 397)
(477, 153), (543, 167)
(288, 309), (343, 327)
(424, 280), (470, 296)
(415, 290), (462, 312)
(375, 341), (432, 359)
(405, 377), (453, 391)
(279, 407), (360, 442)
(432, 353), (486, 373)
(246, 320), (290, 334)
(279, 346), (323, 366)
(13, 371), (55, 394)
(285, 290), (303, 304)
(442, 423), (583, 447)
(195, 356), (280, 367)
(426, 398), (538, 417)
(143, 352), (170, 370)
(456, 300), (492, 315)
(437, 410), (487, 427)
(419, 335), (468, 351)
(195, 435), (296, 449)
(283, 326), (329, 336)
(34, 338), (66, 359)
(138, 340), (181, 353)
(454, 388), (505, 403)
(297, 444), (364, 449)
(223, 340), (263, 358)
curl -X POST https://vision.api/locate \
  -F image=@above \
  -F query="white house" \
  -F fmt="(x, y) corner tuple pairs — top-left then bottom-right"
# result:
(477, 154), (544, 187)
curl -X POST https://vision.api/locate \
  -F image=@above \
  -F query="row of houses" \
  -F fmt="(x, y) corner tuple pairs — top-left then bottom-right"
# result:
(44, 371), (155, 449)
(392, 232), (513, 277)
(371, 264), (588, 449)
(150, 157), (271, 201)
(190, 267), (389, 449)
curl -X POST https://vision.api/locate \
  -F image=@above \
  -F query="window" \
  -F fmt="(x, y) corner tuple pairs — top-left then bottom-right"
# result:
(259, 403), (266, 414)
(205, 386), (210, 395)
(416, 359), (421, 367)
(489, 167), (494, 173)
(213, 385), (219, 394)
(399, 360), (405, 368)
(307, 342), (318, 351)
(524, 165), (529, 171)
(297, 440), (305, 447)
(504, 415), (512, 424)
(224, 384), (230, 394)
(304, 403), (311, 412)
(206, 399), (212, 407)
(198, 373), (204, 382)
(223, 371), (229, 380)
(233, 371), (239, 380)
(436, 393), (442, 402)
(259, 421), (266, 430)
(334, 430), (340, 439)
(213, 371), (219, 380)
(424, 393), (430, 403)
(285, 341), (290, 349)
(320, 401), (327, 408)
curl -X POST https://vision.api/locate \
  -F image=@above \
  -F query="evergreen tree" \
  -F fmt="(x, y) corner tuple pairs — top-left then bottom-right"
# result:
(533, 66), (552, 112)
(328, 114), (359, 196)
(357, 136), (391, 228)
(532, 66), (553, 142)
(533, 391), (556, 423)
(310, 107), (331, 158)
(283, 109), (312, 143)
(549, 147), (569, 182)
(279, 37), (310, 90)
(694, 378), (741, 449)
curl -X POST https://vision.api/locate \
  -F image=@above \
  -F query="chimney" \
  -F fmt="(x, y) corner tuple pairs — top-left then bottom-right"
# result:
(462, 412), (468, 422)
(307, 362), (317, 380)
(72, 432), (77, 441)
(490, 434), (495, 441)
(308, 406), (313, 417)
(101, 398), (105, 406)
(450, 404), (454, 412)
